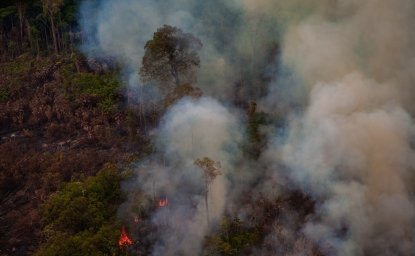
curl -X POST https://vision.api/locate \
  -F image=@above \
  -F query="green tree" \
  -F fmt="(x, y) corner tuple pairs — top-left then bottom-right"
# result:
(163, 83), (203, 109)
(194, 157), (222, 226)
(204, 217), (260, 256)
(41, 0), (63, 54)
(0, 0), (80, 56)
(140, 25), (202, 90)
(35, 165), (123, 255)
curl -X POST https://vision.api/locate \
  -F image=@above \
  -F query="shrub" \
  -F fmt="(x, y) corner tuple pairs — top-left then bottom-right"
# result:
(35, 224), (119, 256)
(35, 165), (123, 256)
(64, 70), (122, 114)
(0, 87), (10, 102)
(204, 217), (260, 256)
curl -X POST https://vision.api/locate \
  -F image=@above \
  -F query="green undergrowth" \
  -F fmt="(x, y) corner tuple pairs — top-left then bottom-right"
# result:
(61, 61), (122, 115)
(0, 87), (9, 102)
(35, 164), (124, 256)
(2, 54), (48, 75)
(73, 72), (121, 113)
(204, 217), (261, 256)
(1, 53), (123, 115)
(0, 54), (50, 96)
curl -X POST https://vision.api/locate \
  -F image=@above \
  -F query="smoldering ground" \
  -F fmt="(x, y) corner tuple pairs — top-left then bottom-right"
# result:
(80, 0), (415, 255)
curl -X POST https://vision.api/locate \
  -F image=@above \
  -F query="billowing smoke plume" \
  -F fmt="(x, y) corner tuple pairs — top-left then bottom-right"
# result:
(80, 0), (283, 100)
(80, 0), (415, 255)
(126, 97), (242, 255)
(265, 0), (415, 255)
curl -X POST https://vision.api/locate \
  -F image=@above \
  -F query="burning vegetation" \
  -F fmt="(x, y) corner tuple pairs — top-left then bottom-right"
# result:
(157, 198), (169, 208)
(119, 226), (133, 250)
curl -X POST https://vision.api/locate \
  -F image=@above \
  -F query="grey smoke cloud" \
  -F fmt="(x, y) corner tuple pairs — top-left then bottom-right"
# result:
(80, 0), (284, 101)
(265, 0), (415, 255)
(80, 0), (415, 255)
(129, 97), (243, 255)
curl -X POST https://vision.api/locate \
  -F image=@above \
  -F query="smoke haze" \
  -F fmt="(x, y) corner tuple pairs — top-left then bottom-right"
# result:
(271, 0), (415, 255)
(80, 0), (415, 255)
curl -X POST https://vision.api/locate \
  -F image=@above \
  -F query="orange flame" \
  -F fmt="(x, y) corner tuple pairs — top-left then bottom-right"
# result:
(119, 226), (133, 249)
(158, 198), (169, 207)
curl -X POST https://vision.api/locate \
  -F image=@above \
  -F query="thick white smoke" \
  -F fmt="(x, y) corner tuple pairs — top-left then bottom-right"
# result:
(265, 0), (415, 255)
(80, 0), (283, 100)
(132, 97), (242, 255)
(275, 73), (415, 255)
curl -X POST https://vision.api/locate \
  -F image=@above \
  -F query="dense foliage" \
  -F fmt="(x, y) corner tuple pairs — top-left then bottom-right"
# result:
(35, 165), (123, 256)
(0, 0), (79, 57)
(204, 217), (261, 256)
(140, 25), (202, 90)
(0, 5), (316, 253)
(63, 68), (122, 114)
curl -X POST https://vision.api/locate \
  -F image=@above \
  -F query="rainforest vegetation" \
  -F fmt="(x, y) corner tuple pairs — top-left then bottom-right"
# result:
(2, 1), (414, 256)
(0, 1), (299, 255)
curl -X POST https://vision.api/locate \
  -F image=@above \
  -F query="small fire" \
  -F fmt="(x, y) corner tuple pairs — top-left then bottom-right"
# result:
(118, 226), (133, 249)
(158, 198), (169, 208)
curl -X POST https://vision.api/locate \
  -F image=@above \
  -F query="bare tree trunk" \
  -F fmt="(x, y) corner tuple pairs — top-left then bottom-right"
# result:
(25, 19), (32, 51)
(74, 56), (81, 73)
(139, 85), (147, 134)
(171, 66), (180, 86)
(60, 30), (64, 51)
(58, 16), (63, 51)
(49, 14), (58, 54)
(0, 28), (5, 55)
(17, 1), (24, 51)
(153, 180), (156, 202)
(36, 39), (40, 57)
(43, 27), (49, 52)
(205, 178), (210, 226)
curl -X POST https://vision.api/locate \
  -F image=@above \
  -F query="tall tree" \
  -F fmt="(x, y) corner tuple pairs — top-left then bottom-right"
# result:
(41, 0), (63, 54)
(140, 25), (202, 90)
(194, 157), (222, 226)
(15, 0), (25, 49)
(0, 2), (16, 54)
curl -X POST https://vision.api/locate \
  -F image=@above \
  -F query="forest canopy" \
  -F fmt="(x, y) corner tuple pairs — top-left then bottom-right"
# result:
(0, 0), (79, 56)
(140, 25), (202, 90)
